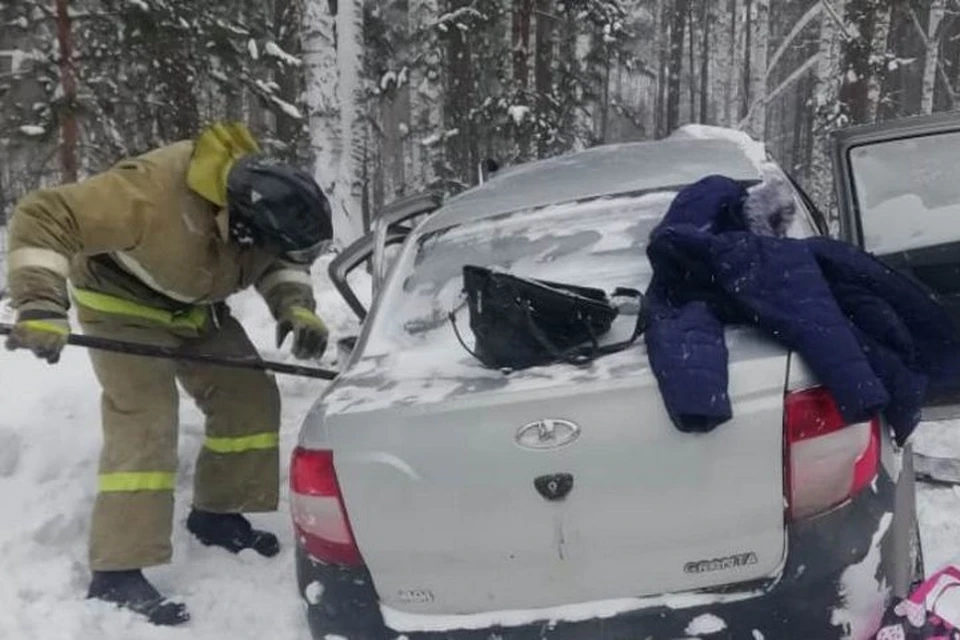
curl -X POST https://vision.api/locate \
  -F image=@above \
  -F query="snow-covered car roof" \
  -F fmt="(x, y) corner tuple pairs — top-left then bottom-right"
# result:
(419, 135), (767, 235)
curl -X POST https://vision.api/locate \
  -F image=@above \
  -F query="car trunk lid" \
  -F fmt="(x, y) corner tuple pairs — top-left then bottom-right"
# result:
(322, 326), (788, 615)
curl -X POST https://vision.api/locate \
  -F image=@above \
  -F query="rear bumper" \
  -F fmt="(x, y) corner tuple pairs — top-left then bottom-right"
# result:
(297, 473), (898, 640)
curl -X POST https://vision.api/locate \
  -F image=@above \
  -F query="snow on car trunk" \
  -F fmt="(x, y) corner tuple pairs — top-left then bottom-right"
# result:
(315, 193), (789, 616)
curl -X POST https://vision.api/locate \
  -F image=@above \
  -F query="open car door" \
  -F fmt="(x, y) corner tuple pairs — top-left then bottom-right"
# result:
(830, 113), (960, 576)
(831, 110), (960, 415)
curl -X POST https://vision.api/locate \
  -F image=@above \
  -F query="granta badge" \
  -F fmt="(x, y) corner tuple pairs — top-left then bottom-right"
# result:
(684, 552), (759, 574)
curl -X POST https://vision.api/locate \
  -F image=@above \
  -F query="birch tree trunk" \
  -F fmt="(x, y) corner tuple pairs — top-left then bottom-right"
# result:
(724, 0), (739, 127)
(688, 4), (696, 123)
(922, 0), (946, 114)
(810, 0), (849, 222)
(303, 0), (351, 242)
(866, 0), (892, 123)
(699, 0), (710, 123)
(741, 0), (752, 121)
(337, 0), (365, 241)
(746, 0), (769, 139)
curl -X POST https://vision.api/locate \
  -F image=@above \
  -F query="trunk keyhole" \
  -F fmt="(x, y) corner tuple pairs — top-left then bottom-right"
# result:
(534, 473), (574, 501)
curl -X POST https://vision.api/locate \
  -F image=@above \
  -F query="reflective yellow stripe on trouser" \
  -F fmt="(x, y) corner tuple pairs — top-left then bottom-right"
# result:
(95, 441), (280, 495)
(204, 433), (279, 454)
(99, 472), (176, 492)
(71, 287), (209, 332)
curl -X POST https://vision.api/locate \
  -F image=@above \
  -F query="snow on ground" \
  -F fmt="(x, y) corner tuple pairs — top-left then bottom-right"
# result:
(685, 613), (728, 636)
(913, 419), (960, 577)
(0, 256), (365, 640)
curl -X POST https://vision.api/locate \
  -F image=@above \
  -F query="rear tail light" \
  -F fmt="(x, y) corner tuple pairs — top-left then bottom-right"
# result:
(290, 447), (364, 566)
(784, 386), (880, 521)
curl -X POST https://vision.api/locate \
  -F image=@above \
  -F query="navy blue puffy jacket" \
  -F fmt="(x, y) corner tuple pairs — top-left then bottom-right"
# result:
(644, 175), (960, 444)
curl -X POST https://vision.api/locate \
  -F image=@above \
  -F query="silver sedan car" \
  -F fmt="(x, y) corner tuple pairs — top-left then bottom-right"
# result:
(289, 118), (955, 639)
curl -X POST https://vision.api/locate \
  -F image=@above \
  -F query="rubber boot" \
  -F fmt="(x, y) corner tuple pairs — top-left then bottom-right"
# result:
(87, 569), (190, 626)
(186, 508), (280, 557)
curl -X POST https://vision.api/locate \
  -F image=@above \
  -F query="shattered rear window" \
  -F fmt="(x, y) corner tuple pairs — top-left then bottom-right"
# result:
(364, 191), (677, 352)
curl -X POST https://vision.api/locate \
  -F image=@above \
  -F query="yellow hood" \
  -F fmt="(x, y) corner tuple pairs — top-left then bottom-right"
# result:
(186, 122), (261, 207)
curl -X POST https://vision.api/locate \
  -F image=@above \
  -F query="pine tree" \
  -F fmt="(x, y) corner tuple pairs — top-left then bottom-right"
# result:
(5, 0), (309, 171)
(1, 0), (61, 214)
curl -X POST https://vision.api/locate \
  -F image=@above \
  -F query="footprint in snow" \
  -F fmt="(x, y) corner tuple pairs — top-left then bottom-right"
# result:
(0, 427), (22, 477)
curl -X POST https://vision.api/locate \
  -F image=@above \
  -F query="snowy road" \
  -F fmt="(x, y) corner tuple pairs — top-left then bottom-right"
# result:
(0, 259), (959, 639)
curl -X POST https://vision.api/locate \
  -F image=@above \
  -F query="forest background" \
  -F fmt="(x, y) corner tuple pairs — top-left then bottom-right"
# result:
(0, 0), (953, 243)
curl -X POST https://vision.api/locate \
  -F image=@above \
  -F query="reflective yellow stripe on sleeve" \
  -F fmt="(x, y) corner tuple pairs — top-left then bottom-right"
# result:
(98, 472), (176, 493)
(289, 306), (327, 330)
(20, 320), (68, 336)
(204, 432), (279, 454)
(71, 288), (208, 332)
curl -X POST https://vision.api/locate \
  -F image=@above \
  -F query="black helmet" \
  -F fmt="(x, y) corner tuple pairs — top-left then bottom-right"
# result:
(226, 154), (333, 264)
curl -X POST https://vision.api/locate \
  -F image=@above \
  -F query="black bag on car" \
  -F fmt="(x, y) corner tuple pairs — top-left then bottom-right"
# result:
(449, 264), (646, 371)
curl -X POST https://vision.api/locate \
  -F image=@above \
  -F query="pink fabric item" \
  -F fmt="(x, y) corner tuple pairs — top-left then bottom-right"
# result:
(873, 564), (960, 639)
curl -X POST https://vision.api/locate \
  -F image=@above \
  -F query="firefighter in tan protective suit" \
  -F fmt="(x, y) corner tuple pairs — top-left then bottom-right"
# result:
(4, 123), (333, 626)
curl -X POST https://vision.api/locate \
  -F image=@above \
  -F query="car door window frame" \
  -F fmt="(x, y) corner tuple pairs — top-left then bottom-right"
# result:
(831, 111), (960, 248)
(328, 191), (443, 321)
